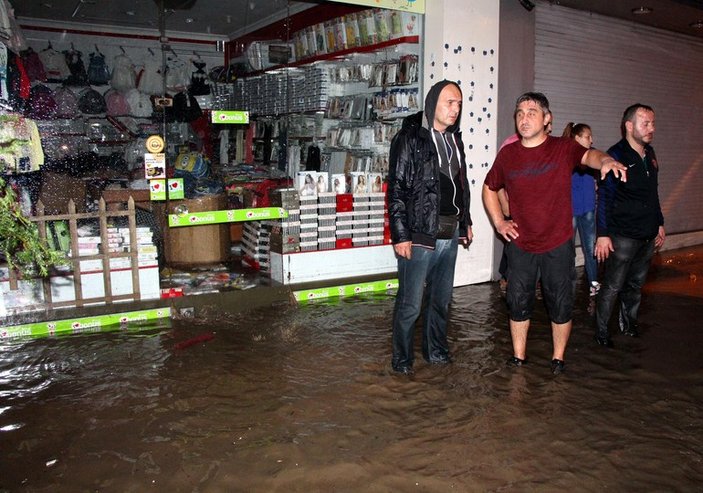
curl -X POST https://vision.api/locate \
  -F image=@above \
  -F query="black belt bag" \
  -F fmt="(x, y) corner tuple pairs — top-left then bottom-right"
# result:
(436, 215), (458, 239)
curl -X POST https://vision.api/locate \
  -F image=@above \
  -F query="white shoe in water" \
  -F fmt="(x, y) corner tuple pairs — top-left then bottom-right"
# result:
(589, 281), (601, 297)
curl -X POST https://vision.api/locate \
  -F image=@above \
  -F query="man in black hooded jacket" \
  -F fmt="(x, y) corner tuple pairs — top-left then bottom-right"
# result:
(387, 80), (473, 375)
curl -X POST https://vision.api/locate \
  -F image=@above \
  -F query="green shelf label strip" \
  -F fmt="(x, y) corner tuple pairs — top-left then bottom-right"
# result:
(211, 110), (250, 124)
(1, 308), (172, 340)
(294, 279), (398, 302)
(168, 207), (289, 227)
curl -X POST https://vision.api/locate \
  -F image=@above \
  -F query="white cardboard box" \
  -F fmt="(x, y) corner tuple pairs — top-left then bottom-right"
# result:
(270, 244), (396, 284)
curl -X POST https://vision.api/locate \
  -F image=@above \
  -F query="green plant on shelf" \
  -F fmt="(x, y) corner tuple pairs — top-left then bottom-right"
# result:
(0, 177), (67, 278)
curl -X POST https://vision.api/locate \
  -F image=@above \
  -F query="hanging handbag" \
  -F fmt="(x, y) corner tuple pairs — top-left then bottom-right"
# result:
(436, 215), (458, 239)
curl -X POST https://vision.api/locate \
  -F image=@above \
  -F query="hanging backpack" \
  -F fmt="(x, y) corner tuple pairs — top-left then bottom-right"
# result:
(7, 53), (30, 112)
(104, 89), (130, 116)
(64, 50), (89, 86)
(175, 151), (208, 178)
(124, 88), (153, 118)
(171, 91), (202, 122)
(27, 84), (57, 120)
(110, 54), (136, 92)
(165, 60), (190, 92)
(38, 47), (71, 82)
(123, 137), (147, 171)
(87, 51), (110, 85)
(138, 59), (163, 95)
(53, 86), (80, 118)
(77, 87), (106, 114)
(21, 48), (46, 82)
(189, 60), (210, 95)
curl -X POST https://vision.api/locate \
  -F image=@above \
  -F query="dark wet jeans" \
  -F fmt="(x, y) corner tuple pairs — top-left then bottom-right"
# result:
(595, 234), (656, 337)
(392, 230), (459, 370)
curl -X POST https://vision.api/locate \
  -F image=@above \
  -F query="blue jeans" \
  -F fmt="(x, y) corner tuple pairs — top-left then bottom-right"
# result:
(391, 229), (459, 369)
(595, 235), (656, 337)
(573, 210), (598, 285)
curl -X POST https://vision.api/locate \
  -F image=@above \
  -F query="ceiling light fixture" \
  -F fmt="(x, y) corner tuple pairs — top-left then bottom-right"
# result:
(690, 20), (703, 29)
(185, 17), (194, 23)
(631, 7), (653, 15)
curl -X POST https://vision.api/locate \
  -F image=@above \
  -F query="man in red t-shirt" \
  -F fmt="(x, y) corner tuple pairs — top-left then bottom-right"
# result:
(483, 92), (627, 375)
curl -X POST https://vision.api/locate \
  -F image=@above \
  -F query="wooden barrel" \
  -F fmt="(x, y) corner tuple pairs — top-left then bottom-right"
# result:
(163, 194), (230, 267)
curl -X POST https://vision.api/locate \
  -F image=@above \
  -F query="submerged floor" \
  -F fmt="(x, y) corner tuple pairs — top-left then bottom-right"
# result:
(0, 246), (702, 491)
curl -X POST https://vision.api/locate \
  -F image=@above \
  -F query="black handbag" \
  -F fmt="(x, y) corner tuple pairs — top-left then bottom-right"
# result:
(436, 215), (458, 239)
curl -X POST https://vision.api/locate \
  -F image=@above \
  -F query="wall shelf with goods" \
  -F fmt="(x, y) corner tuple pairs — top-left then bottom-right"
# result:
(219, 7), (423, 284)
(221, 35), (421, 180)
(243, 35), (420, 77)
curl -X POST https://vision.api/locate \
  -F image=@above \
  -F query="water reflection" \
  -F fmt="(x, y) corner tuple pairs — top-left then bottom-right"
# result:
(0, 246), (702, 491)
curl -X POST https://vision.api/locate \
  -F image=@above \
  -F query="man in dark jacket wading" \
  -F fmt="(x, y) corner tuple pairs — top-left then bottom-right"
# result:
(387, 80), (473, 375)
(594, 104), (665, 347)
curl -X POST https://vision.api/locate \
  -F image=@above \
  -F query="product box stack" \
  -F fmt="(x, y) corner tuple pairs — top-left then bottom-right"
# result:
(304, 66), (330, 113)
(231, 66), (329, 115)
(241, 221), (273, 273)
(299, 195), (319, 251)
(73, 227), (158, 268)
(317, 192), (337, 251)
(117, 227), (159, 264)
(368, 192), (386, 245)
(291, 8), (419, 62)
(46, 226), (161, 305)
(335, 193), (354, 249)
(270, 188), (302, 254)
(352, 193), (370, 248)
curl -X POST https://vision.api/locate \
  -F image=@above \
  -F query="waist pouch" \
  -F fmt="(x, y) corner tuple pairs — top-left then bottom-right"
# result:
(436, 215), (458, 239)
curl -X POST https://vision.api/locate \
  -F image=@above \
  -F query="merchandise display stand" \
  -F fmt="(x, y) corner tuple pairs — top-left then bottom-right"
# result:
(270, 244), (396, 285)
(221, 9), (422, 288)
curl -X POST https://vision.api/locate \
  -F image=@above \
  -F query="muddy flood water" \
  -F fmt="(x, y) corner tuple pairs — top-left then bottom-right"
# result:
(1, 246), (702, 492)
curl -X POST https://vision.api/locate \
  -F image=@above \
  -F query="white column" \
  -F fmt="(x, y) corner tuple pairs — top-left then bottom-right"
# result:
(423, 0), (501, 286)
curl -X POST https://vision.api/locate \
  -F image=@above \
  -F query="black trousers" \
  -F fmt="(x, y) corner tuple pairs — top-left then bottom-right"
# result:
(595, 235), (656, 337)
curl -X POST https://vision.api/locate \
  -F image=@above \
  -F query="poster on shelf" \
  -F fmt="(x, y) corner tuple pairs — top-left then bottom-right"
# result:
(331, 173), (350, 194)
(144, 153), (166, 179)
(150, 179), (184, 201)
(368, 172), (384, 193)
(297, 171), (329, 196)
(350, 172), (368, 194)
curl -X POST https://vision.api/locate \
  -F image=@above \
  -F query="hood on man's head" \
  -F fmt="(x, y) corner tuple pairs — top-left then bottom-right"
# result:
(424, 80), (462, 133)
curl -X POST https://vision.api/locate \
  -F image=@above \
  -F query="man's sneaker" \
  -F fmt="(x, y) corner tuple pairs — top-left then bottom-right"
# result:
(506, 356), (527, 367)
(550, 358), (565, 375)
(392, 365), (414, 375)
(589, 281), (601, 297)
(618, 310), (640, 337)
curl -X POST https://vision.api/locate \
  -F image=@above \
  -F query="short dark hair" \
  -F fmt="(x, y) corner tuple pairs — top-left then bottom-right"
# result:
(514, 92), (550, 117)
(621, 103), (654, 138)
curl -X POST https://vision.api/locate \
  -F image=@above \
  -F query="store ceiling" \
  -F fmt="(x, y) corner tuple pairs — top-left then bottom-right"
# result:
(552, 0), (703, 40)
(12, 0), (703, 40)
(13, 0), (319, 38)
